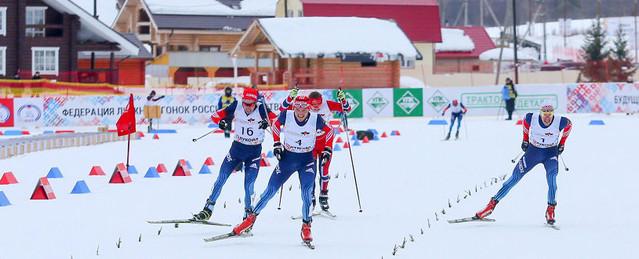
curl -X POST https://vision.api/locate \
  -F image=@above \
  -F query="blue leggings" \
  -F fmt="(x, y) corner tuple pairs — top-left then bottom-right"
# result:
(493, 146), (559, 205)
(253, 151), (316, 222)
(448, 113), (463, 134)
(206, 142), (261, 212)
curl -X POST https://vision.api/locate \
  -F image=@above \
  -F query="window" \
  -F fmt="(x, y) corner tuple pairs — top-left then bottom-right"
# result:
(32, 47), (59, 76)
(26, 7), (47, 37)
(199, 45), (221, 52)
(0, 7), (7, 36)
(138, 25), (150, 34)
(0, 47), (6, 76)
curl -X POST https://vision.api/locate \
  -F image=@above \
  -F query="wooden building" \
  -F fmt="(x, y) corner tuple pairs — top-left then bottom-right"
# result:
(0, 0), (138, 82)
(435, 27), (496, 74)
(232, 17), (420, 89)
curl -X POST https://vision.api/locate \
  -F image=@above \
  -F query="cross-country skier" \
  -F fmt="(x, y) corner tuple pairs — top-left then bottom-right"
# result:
(441, 99), (467, 140)
(474, 103), (572, 225)
(218, 87), (236, 138)
(231, 95), (334, 245)
(281, 89), (350, 212)
(192, 88), (276, 221)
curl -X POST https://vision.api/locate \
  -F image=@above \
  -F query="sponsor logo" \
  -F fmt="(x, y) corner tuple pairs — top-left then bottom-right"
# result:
(428, 90), (449, 112)
(0, 104), (10, 123)
(367, 91), (389, 114)
(17, 104), (42, 123)
(248, 118), (255, 122)
(396, 91), (420, 114)
(301, 131), (310, 136)
(344, 92), (359, 115)
(250, 163), (258, 169)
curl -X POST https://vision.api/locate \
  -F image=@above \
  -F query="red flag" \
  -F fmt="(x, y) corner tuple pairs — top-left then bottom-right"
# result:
(116, 94), (136, 136)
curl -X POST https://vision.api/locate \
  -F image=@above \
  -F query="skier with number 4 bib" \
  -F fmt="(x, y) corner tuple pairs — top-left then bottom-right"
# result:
(192, 88), (276, 222)
(231, 95), (334, 247)
(474, 103), (572, 225)
(281, 88), (350, 213)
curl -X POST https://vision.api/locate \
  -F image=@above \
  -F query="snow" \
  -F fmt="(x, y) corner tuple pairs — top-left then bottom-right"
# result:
(257, 17), (420, 59)
(486, 16), (639, 62)
(400, 76), (425, 88)
(1, 114), (638, 258)
(70, 0), (119, 25)
(436, 28), (475, 52)
(479, 47), (536, 61)
(145, 0), (278, 16)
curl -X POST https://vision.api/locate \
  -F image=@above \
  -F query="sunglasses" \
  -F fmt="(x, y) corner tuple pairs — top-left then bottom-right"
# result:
(293, 102), (310, 109)
(242, 101), (256, 107)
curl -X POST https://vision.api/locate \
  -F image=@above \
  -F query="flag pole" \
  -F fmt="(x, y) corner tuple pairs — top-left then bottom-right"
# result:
(126, 133), (131, 169)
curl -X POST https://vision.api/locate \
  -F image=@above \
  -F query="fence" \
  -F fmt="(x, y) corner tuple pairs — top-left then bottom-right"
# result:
(0, 132), (133, 160)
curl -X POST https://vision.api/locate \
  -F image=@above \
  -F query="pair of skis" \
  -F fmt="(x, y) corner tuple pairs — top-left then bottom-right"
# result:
(447, 216), (560, 230)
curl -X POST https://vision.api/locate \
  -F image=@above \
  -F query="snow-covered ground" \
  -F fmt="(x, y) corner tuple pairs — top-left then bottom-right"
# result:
(1, 114), (638, 258)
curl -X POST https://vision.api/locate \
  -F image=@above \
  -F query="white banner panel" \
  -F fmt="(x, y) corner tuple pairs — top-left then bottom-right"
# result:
(362, 88), (394, 118)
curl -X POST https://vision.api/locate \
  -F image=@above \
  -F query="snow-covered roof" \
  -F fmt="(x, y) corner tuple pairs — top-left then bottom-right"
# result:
(145, 0), (277, 16)
(435, 28), (475, 52)
(248, 17), (420, 59)
(479, 47), (536, 61)
(43, 0), (139, 55)
(69, 0), (119, 25)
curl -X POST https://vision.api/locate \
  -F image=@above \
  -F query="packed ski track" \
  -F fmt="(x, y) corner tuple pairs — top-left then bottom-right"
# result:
(0, 114), (637, 258)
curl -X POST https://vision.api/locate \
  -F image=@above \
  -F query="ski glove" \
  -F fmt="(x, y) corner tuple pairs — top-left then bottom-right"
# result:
(258, 120), (269, 130)
(441, 111), (445, 116)
(558, 144), (564, 155)
(337, 89), (346, 102)
(273, 142), (283, 161)
(218, 120), (229, 130)
(320, 147), (332, 166)
(521, 141), (529, 152)
(289, 88), (299, 99)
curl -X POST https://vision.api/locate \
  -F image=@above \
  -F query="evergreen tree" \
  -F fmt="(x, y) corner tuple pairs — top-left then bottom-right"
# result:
(581, 18), (609, 82)
(609, 26), (637, 82)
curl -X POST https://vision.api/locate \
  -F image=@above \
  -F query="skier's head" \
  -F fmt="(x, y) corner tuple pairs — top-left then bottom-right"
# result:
(309, 91), (323, 111)
(293, 95), (311, 118)
(540, 103), (555, 125)
(242, 88), (258, 113)
(452, 99), (459, 106)
(224, 87), (233, 97)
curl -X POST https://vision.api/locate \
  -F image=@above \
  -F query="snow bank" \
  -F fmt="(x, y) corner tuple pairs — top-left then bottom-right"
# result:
(400, 76), (425, 88)
(479, 47), (536, 61)
(145, 0), (277, 16)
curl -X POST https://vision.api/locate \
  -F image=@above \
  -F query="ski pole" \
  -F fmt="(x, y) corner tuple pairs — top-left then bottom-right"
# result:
(277, 186), (283, 210)
(560, 155), (570, 172)
(342, 111), (363, 213)
(511, 151), (524, 163)
(192, 129), (215, 142)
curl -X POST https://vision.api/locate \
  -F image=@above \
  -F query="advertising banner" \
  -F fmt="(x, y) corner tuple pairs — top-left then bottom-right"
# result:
(363, 88), (393, 118)
(394, 88), (423, 117)
(14, 98), (43, 127)
(341, 89), (363, 118)
(567, 83), (639, 113)
(0, 98), (15, 127)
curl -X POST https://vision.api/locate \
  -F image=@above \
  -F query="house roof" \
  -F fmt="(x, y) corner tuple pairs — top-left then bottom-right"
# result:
(234, 17), (420, 60)
(436, 26), (495, 59)
(43, 0), (139, 55)
(144, 0), (277, 16)
(301, 0), (438, 6)
(79, 33), (153, 59)
(301, 0), (441, 43)
(479, 47), (536, 61)
(153, 14), (265, 31)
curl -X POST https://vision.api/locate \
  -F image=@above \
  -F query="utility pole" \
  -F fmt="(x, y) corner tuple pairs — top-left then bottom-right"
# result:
(635, 0), (638, 61)
(480, 0), (484, 26)
(513, 0), (519, 84)
(563, 0), (567, 48)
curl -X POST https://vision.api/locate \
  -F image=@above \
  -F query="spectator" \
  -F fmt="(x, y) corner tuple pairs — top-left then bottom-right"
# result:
(502, 77), (518, 120)
(32, 72), (41, 80)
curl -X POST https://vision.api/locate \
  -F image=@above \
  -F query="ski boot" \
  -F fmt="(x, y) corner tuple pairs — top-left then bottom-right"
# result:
(445, 132), (451, 141)
(192, 207), (212, 221)
(301, 220), (313, 242)
(233, 213), (256, 236)
(319, 190), (330, 211)
(545, 203), (556, 225)
(455, 130), (460, 140)
(475, 198), (498, 219)
(242, 208), (255, 233)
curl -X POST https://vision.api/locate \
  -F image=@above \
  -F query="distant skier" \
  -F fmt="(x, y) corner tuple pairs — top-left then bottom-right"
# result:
(281, 89), (350, 212)
(474, 103), (572, 225)
(218, 87), (236, 138)
(145, 90), (165, 132)
(192, 88), (276, 222)
(231, 95), (334, 245)
(441, 99), (467, 140)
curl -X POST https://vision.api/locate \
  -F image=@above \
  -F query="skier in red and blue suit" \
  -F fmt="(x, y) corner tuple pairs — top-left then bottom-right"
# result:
(231, 95), (335, 243)
(475, 103), (572, 225)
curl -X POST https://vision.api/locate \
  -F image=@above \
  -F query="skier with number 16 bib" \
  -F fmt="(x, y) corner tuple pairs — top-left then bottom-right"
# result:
(231, 95), (334, 246)
(192, 88), (276, 222)
(474, 104), (572, 225)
